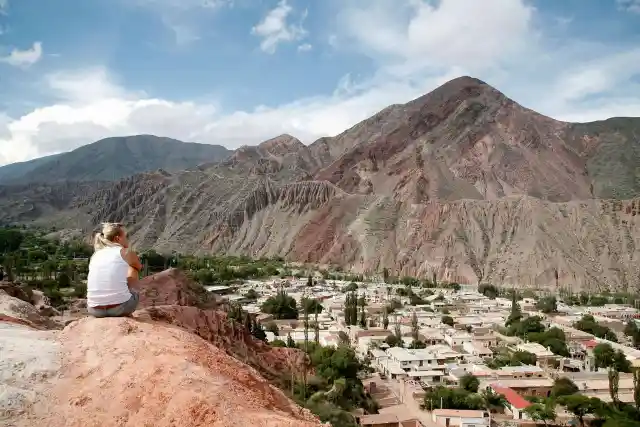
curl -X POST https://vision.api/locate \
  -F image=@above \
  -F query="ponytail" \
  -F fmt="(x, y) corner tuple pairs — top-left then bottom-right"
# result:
(93, 222), (125, 251)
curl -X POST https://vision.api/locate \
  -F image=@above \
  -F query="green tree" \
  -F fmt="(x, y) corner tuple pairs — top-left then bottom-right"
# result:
(411, 311), (420, 342)
(394, 315), (402, 341)
(286, 333), (296, 348)
(441, 315), (454, 326)
(594, 343), (616, 370)
(460, 374), (480, 393)
(251, 321), (267, 342)
(506, 291), (522, 327)
(524, 401), (556, 427)
(384, 334), (402, 348)
(0, 228), (23, 253)
(260, 289), (299, 319)
(609, 368), (620, 403)
(558, 394), (602, 427)
(421, 386), (479, 410)
(382, 308), (389, 330)
(613, 350), (632, 373)
(271, 339), (287, 347)
(383, 268), (389, 283)
(536, 296), (557, 313)
(265, 322), (279, 336)
(344, 282), (358, 292)
(307, 275), (313, 287)
(480, 388), (507, 413)
(575, 315), (618, 342)
(244, 288), (259, 301)
(551, 377), (579, 398)
(478, 283), (499, 299)
(57, 272), (71, 288)
(634, 368), (640, 411)
(302, 297), (323, 314)
(511, 351), (537, 366)
(624, 321), (640, 348)
(343, 291), (358, 326)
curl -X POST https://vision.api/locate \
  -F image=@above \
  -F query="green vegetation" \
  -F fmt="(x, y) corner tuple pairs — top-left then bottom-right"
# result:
(260, 289), (299, 319)
(0, 227), (94, 308)
(536, 296), (557, 313)
(421, 376), (507, 412)
(284, 342), (378, 427)
(460, 373), (480, 393)
(441, 315), (454, 326)
(478, 283), (499, 299)
(574, 315), (618, 342)
(550, 377), (579, 398)
(624, 321), (640, 348)
(501, 293), (571, 357)
(486, 350), (537, 368)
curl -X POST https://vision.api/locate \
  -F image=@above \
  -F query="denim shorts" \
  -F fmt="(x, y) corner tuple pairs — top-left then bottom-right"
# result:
(88, 292), (139, 318)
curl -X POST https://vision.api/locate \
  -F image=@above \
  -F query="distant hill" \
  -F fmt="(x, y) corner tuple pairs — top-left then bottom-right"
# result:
(0, 153), (65, 182)
(0, 135), (231, 184)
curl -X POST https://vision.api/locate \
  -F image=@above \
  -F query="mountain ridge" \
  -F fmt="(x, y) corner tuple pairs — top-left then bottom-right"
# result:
(1, 76), (640, 290)
(0, 134), (232, 184)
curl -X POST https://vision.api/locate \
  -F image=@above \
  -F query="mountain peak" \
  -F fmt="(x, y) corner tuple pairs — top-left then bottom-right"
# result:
(258, 134), (306, 157)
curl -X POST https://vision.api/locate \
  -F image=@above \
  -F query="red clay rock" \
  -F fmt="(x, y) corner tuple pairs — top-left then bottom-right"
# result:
(135, 268), (213, 308)
(34, 316), (322, 427)
(137, 305), (309, 383)
(133, 270), (307, 382)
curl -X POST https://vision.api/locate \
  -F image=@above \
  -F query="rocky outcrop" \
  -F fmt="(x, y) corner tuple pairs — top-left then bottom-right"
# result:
(0, 291), (62, 330)
(31, 317), (320, 427)
(136, 268), (216, 309)
(139, 305), (309, 384)
(0, 269), (322, 427)
(0, 281), (33, 304)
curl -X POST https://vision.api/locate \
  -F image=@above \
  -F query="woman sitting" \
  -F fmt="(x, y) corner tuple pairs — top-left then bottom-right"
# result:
(87, 222), (143, 318)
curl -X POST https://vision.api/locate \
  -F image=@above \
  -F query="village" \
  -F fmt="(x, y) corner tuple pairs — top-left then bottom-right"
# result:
(207, 276), (640, 427)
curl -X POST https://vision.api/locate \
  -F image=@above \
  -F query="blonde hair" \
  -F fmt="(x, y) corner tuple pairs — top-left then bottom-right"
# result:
(93, 222), (126, 251)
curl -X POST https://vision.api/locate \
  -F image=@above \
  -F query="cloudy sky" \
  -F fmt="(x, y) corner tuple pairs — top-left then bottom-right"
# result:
(0, 0), (639, 166)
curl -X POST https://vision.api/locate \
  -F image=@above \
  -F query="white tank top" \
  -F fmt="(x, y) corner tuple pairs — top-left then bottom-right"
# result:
(87, 246), (132, 307)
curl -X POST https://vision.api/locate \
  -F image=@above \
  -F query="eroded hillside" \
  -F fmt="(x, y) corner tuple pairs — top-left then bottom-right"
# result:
(1, 76), (640, 290)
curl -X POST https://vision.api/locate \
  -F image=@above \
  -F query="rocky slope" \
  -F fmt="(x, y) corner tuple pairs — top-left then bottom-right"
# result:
(0, 135), (231, 184)
(1, 76), (640, 290)
(0, 270), (321, 427)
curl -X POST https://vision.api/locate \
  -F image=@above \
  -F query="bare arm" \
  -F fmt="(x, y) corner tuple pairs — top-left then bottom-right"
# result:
(121, 247), (143, 272)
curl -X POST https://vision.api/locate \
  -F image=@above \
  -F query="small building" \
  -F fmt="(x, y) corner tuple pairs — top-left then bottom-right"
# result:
(431, 409), (491, 427)
(359, 413), (422, 427)
(488, 384), (531, 420)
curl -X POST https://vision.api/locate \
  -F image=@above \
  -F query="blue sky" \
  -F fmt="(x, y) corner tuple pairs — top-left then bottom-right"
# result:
(0, 0), (639, 165)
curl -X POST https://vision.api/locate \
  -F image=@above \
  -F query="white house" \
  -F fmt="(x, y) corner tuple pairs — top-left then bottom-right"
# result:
(431, 409), (491, 427)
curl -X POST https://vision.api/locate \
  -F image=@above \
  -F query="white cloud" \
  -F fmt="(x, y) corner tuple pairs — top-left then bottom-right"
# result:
(0, 42), (43, 68)
(297, 43), (312, 52)
(618, 0), (640, 13)
(128, 0), (231, 46)
(131, 0), (230, 11)
(1, 0), (640, 166)
(337, 0), (535, 73)
(252, 0), (307, 54)
(0, 0), (8, 15)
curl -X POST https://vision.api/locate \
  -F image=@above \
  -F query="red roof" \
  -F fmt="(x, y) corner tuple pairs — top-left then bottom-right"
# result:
(490, 384), (532, 410)
(584, 339), (598, 349)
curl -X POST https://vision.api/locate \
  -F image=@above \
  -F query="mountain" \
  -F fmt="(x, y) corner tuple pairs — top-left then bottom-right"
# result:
(0, 153), (65, 182)
(0, 135), (232, 184)
(1, 76), (640, 291)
